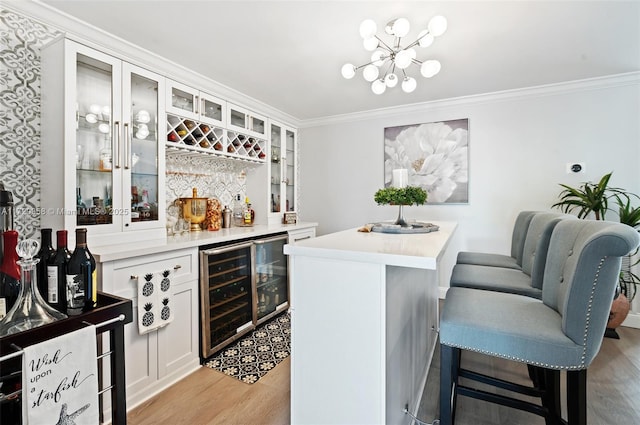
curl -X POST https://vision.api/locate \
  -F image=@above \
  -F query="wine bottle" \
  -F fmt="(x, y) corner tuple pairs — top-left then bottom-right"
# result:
(36, 228), (55, 299)
(47, 230), (70, 313)
(0, 230), (21, 319)
(66, 228), (96, 315)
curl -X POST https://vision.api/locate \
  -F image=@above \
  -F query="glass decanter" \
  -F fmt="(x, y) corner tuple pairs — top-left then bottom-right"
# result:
(0, 238), (67, 336)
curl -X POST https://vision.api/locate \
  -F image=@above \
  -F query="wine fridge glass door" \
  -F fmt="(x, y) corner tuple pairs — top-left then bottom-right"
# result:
(254, 235), (289, 324)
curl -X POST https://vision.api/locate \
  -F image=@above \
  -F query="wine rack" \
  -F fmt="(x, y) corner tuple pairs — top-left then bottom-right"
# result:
(166, 113), (266, 163)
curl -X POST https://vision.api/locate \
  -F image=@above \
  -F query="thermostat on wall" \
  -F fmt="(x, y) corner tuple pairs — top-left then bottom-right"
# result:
(566, 162), (586, 174)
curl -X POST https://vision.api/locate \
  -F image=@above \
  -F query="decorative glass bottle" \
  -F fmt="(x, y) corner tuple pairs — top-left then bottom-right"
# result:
(0, 238), (67, 336)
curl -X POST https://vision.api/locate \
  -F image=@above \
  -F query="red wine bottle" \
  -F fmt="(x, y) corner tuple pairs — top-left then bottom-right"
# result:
(47, 230), (70, 313)
(36, 228), (55, 299)
(0, 230), (21, 318)
(65, 228), (96, 315)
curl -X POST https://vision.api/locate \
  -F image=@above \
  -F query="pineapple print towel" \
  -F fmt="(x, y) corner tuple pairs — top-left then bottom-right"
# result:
(137, 269), (174, 335)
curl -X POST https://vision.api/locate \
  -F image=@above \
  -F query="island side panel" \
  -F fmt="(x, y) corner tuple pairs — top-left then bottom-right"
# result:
(290, 255), (387, 425)
(386, 265), (439, 424)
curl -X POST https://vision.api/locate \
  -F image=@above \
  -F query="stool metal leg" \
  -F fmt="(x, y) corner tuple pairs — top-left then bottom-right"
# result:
(541, 368), (561, 425)
(440, 344), (456, 425)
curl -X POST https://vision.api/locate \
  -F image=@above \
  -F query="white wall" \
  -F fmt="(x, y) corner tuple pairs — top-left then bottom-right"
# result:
(298, 74), (640, 294)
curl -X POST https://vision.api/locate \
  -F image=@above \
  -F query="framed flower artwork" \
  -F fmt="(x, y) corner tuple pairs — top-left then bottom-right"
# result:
(384, 118), (469, 204)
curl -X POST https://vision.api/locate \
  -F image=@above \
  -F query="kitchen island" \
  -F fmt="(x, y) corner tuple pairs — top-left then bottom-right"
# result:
(284, 221), (456, 425)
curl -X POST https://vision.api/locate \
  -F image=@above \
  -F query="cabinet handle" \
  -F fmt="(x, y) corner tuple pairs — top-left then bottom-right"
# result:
(130, 275), (138, 280)
(174, 264), (182, 270)
(194, 95), (199, 114)
(294, 236), (311, 242)
(114, 121), (121, 169)
(124, 122), (131, 170)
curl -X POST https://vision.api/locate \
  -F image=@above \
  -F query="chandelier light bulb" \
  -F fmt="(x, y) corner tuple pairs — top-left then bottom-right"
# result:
(392, 18), (410, 38)
(385, 73), (398, 88)
(401, 77), (417, 93)
(359, 19), (377, 39)
(371, 79), (386, 95)
(362, 64), (380, 82)
(394, 50), (413, 69)
(407, 48), (417, 60)
(363, 36), (379, 51)
(384, 19), (396, 35)
(428, 15), (447, 37)
(417, 30), (434, 48)
(341, 63), (356, 79)
(371, 50), (386, 66)
(420, 60), (442, 78)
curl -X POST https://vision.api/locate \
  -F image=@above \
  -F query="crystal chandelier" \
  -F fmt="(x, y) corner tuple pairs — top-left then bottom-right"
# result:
(341, 16), (447, 94)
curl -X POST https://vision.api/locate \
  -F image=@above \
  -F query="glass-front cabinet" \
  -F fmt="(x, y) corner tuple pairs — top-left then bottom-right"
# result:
(269, 121), (297, 215)
(227, 103), (268, 139)
(166, 79), (225, 127)
(41, 39), (166, 245)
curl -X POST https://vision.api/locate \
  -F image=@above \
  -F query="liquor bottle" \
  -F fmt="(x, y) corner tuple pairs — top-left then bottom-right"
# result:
(66, 228), (96, 315)
(0, 230), (20, 319)
(47, 230), (70, 313)
(36, 228), (55, 299)
(243, 197), (255, 225)
(0, 238), (67, 336)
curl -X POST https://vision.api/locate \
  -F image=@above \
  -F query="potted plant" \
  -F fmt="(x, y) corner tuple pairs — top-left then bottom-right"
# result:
(374, 186), (427, 226)
(552, 172), (640, 336)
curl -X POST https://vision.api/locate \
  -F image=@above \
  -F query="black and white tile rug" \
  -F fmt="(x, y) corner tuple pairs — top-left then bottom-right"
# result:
(204, 313), (290, 384)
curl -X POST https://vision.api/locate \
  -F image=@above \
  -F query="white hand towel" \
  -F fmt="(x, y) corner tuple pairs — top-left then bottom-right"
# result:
(137, 269), (174, 335)
(22, 325), (99, 425)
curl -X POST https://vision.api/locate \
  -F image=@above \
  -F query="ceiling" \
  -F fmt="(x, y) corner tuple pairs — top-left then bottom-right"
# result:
(37, 0), (640, 122)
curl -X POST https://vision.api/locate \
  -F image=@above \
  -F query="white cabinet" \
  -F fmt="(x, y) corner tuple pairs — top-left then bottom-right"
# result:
(227, 103), (268, 139)
(166, 79), (226, 127)
(269, 121), (298, 218)
(41, 38), (166, 247)
(99, 247), (200, 409)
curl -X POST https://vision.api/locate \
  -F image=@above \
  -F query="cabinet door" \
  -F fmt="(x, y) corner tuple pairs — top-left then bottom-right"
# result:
(269, 122), (297, 215)
(199, 92), (226, 127)
(269, 123), (284, 213)
(227, 104), (268, 139)
(254, 235), (289, 325)
(166, 80), (199, 121)
(122, 64), (165, 231)
(74, 48), (124, 235)
(284, 127), (297, 212)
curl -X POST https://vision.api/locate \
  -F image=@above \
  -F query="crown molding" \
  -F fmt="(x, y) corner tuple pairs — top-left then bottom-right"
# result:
(299, 71), (640, 128)
(5, 0), (301, 128)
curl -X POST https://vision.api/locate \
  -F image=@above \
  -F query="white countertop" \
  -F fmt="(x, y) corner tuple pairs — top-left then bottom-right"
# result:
(91, 222), (317, 262)
(283, 221), (456, 270)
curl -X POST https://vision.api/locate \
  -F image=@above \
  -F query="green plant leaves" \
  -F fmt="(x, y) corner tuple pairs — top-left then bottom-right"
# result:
(374, 186), (427, 206)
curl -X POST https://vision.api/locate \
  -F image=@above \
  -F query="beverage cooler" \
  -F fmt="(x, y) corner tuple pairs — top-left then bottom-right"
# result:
(199, 233), (289, 359)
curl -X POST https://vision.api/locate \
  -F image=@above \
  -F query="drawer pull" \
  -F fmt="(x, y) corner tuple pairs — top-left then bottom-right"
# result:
(130, 275), (138, 280)
(174, 264), (182, 270)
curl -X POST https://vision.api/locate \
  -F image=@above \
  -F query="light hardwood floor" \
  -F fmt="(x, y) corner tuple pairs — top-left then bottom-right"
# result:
(128, 326), (640, 425)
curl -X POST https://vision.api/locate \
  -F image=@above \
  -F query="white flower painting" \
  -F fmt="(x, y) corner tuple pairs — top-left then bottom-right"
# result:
(384, 119), (469, 203)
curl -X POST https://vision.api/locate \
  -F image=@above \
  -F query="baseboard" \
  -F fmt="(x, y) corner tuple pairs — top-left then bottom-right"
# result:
(439, 287), (640, 330)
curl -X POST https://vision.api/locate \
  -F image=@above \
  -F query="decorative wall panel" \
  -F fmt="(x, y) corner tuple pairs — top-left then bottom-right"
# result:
(0, 9), (60, 239)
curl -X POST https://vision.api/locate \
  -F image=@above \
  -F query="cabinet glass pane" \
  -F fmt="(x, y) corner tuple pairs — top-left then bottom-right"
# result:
(255, 237), (288, 321)
(285, 129), (295, 211)
(170, 87), (195, 114)
(270, 125), (282, 213)
(130, 72), (159, 222)
(75, 53), (114, 226)
(251, 116), (265, 136)
(229, 108), (246, 129)
(202, 98), (222, 122)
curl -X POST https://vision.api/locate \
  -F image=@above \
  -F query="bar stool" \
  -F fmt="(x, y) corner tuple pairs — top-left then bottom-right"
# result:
(450, 212), (575, 298)
(456, 211), (537, 269)
(439, 219), (640, 425)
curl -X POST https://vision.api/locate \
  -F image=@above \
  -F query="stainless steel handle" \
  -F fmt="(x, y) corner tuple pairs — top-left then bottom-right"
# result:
(114, 121), (121, 169)
(294, 236), (311, 242)
(201, 241), (254, 255)
(124, 122), (131, 170)
(174, 264), (182, 270)
(194, 95), (199, 114)
(130, 275), (138, 280)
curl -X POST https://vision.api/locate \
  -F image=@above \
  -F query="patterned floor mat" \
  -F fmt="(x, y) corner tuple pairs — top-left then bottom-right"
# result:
(204, 313), (290, 384)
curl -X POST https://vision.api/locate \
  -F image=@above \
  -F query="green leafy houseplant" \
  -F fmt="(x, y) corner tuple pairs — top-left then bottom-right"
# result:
(551, 172), (626, 220)
(615, 194), (640, 302)
(374, 186), (427, 206)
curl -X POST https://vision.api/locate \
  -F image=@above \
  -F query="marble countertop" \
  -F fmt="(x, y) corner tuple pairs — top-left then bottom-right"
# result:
(283, 221), (456, 270)
(92, 222), (318, 262)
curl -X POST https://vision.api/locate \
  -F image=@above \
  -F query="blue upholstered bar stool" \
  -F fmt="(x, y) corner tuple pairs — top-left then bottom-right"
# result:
(439, 220), (640, 425)
(456, 211), (537, 269)
(450, 212), (575, 298)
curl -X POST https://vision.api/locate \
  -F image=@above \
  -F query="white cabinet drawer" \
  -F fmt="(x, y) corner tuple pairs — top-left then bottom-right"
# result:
(288, 227), (316, 243)
(101, 248), (198, 299)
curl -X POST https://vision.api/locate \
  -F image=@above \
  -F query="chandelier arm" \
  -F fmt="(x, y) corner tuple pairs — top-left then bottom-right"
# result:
(411, 58), (423, 66)
(375, 35), (395, 52)
(381, 60), (394, 81)
(404, 33), (429, 50)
